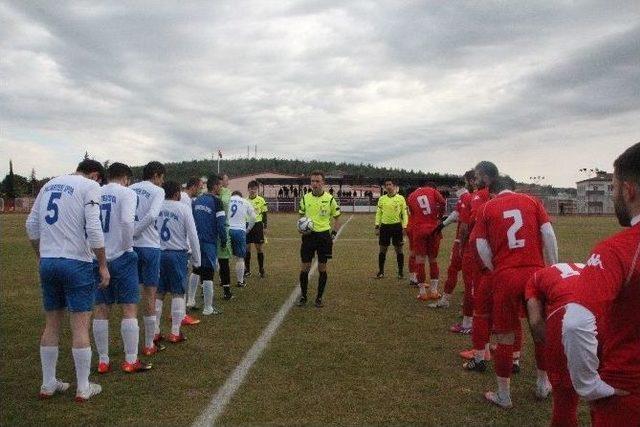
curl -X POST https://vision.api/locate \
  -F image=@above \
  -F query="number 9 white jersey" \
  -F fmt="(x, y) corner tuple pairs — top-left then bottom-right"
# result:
(26, 175), (104, 262)
(228, 195), (257, 231)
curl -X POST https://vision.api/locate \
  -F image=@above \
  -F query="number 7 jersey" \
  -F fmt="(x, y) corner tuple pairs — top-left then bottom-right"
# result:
(474, 191), (551, 272)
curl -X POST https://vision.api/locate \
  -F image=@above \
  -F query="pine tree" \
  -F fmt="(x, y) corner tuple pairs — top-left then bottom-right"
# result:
(30, 168), (37, 196)
(6, 160), (16, 199)
(84, 150), (90, 160)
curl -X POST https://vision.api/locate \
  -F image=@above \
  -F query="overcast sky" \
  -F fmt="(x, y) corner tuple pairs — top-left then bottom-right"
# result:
(1, 1), (639, 186)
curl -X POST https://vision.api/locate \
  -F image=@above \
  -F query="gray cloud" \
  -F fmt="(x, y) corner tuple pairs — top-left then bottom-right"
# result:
(1, 0), (639, 185)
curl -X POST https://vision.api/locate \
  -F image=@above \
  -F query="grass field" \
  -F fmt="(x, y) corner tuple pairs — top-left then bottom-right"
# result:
(0, 213), (621, 426)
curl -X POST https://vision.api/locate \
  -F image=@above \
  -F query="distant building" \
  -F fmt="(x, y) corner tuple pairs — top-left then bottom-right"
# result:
(576, 172), (614, 214)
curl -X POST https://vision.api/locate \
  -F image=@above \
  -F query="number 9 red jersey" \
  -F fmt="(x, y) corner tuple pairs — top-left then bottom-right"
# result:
(407, 186), (446, 231)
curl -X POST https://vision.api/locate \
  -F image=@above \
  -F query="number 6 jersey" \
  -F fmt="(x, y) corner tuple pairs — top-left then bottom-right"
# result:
(26, 174), (104, 262)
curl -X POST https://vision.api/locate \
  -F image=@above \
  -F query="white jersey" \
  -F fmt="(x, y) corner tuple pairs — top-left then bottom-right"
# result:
(130, 180), (164, 249)
(228, 195), (257, 231)
(100, 183), (137, 261)
(180, 191), (192, 207)
(158, 200), (201, 267)
(26, 174), (103, 262)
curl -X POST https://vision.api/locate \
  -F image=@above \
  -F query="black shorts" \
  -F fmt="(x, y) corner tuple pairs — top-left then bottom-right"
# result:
(379, 223), (403, 247)
(246, 222), (265, 244)
(192, 266), (214, 281)
(300, 231), (333, 264)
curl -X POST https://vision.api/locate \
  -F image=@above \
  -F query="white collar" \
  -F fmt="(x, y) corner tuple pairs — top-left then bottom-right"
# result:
(498, 190), (514, 195)
(632, 214), (640, 227)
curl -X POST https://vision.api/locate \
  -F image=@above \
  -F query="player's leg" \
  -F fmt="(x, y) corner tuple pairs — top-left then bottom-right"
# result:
(136, 247), (164, 355)
(256, 243), (265, 277)
(314, 232), (333, 307)
(433, 239), (461, 309)
(426, 233), (442, 298)
(168, 251), (189, 341)
(154, 291), (165, 338)
(92, 303), (111, 373)
(219, 258), (233, 299)
(298, 234), (314, 306)
(391, 224), (404, 278)
(201, 243), (221, 315)
(415, 254), (429, 300)
(186, 269), (200, 309)
(452, 246), (474, 332)
(462, 272), (491, 369)
(38, 259), (70, 398)
(231, 230), (248, 287)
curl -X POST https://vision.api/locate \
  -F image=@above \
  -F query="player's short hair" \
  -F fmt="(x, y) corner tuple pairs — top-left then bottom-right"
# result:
(142, 161), (166, 180)
(76, 159), (106, 181)
(107, 162), (132, 180)
(463, 170), (476, 181)
(163, 181), (181, 199)
(456, 179), (466, 187)
(186, 176), (201, 189)
(208, 175), (221, 191)
(232, 190), (243, 197)
(489, 176), (511, 193)
(220, 172), (229, 179)
(384, 178), (396, 185)
(248, 180), (259, 189)
(309, 170), (325, 180)
(614, 142), (640, 186)
(475, 161), (499, 180)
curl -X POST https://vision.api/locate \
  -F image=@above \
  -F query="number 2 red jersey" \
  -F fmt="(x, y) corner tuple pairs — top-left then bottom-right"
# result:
(407, 186), (446, 231)
(474, 191), (550, 272)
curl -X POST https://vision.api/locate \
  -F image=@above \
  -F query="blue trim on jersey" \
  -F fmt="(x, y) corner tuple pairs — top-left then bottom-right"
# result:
(134, 246), (161, 287)
(95, 251), (139, 305)
(229, 229), (247, 258)
(159, 250), (189, 295)
(40, 258), (97, 312)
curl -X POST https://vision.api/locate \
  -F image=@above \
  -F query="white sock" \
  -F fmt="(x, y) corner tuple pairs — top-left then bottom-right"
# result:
(143, 316), (156, 348)
(171, 297), (186, 335)
(154, 299), (163, 335)
(72, 347), (92, 391)
(418, 283), (427, 296)
(40, 346), (59, 388)
(536, 369), (550, 385)
(121, 318), (139, 364)
(430, 279), (439, 293)
(235, 259), (245, 283)
(187, 274), (199, 305)
(410, 272), (417, 282)
(497, 376), (511, 398)
(513, 351), (521, 360)
(442, 293), (451, 302)
(203, 280), (214, 309)
(92, 319), (109, 364)
(475, 349), (485, 362)
(462, 316), (473, 329)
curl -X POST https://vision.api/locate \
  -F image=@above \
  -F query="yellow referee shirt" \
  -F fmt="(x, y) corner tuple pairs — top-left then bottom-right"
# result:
(376, 193), (408, 227)
(249, 195), (268, 223)
(299, 191), (341, 232)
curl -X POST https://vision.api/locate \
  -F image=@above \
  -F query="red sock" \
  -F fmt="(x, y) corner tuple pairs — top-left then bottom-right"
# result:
(551, 386), (579, 427)
(429, 261), (439, 280)
(416, 263), (426, 284)
(495, 343), (514, 378)
(513, 322), (523, 355)
(472, 316), (489, 351)
(534, 341), (546, 371)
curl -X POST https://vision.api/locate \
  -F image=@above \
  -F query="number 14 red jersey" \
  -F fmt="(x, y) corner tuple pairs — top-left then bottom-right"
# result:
(474, 191), (550, 272)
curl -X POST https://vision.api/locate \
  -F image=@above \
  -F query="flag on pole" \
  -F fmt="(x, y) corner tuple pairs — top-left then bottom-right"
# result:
(218, 149), (223, 159)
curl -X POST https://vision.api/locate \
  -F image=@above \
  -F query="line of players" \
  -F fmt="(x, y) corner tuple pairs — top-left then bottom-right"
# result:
(27, 160), (268, 402)
(374, 143), (640, 426)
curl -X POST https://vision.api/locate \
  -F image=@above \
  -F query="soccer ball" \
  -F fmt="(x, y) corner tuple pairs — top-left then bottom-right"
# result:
(297, 217), (314, 234)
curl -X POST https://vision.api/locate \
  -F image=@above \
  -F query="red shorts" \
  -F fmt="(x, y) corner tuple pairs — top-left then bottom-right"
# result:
(473, 272), (493, 317)
(492, 266), (540, 334)
(410, 224), (442, 258)
(546, 306), (572, 389)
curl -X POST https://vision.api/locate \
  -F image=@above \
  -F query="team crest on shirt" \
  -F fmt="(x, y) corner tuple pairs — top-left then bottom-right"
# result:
(586, 253), (604, 270)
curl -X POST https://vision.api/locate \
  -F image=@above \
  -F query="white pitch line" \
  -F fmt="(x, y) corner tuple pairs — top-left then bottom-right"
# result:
(192, 215), (354, 427)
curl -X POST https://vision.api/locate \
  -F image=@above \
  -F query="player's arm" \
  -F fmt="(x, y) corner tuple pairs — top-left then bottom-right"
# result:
(121, 191), (137, 250)
(562, 247), (627, 400)
(261, 199), (268, 232)
(401, 197), (409, 229)
(85, 184), (109, 288)
(245, 201), (257, 232)
(298, 195), (306, 217)
(524, 273), (545, 343)
(215, 198), (227, 245)
(374, 198), (382, 234)
(134, 188), (165, 237)
(331, 196), (341, 239)
(537, 201), (558, 265)
(26, 189), (44, 259)
(185, 206), (201, 268)
(474, 205), (493, 271)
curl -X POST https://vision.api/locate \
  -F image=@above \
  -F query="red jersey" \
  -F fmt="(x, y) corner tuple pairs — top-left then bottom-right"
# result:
(407, 187), (446, 230)
(525, 263), (585, 317)
(467, 187), (490, 226)
(474, 191), (550, 273)
(570, 222), (640, 393)
(455, 191), (473, 237)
